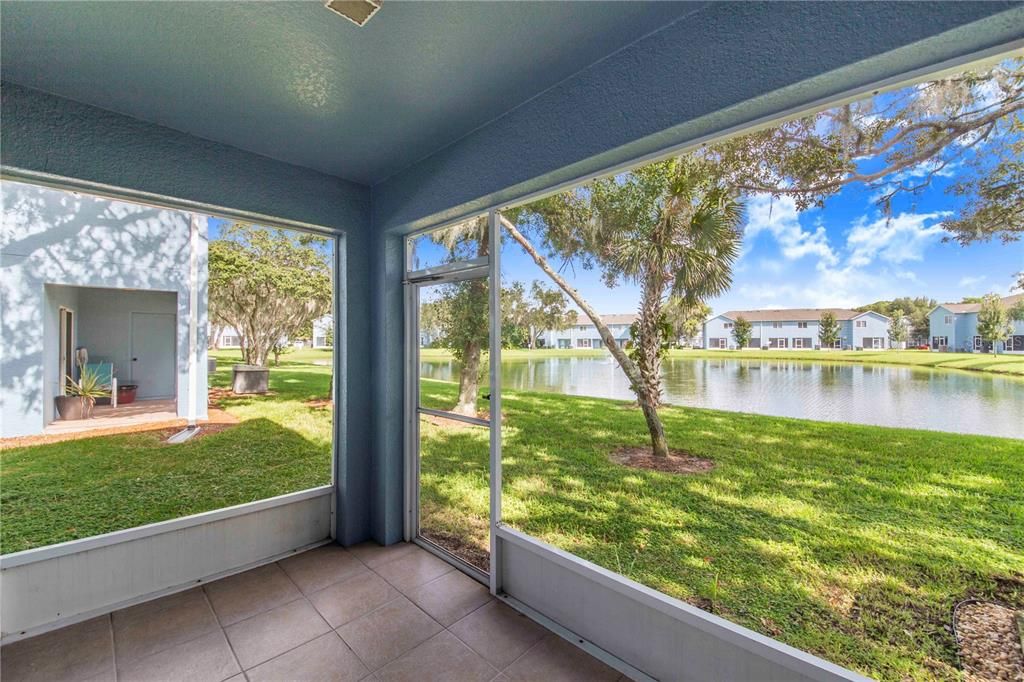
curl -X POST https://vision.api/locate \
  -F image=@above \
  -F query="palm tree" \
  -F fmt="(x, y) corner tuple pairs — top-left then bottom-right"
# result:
(505, 157), (743, 457)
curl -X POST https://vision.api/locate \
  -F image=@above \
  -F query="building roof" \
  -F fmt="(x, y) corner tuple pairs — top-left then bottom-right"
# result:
(716, 308), (881, 323)
(936, 293), (1024, 314)
(590, 314), (638, 326)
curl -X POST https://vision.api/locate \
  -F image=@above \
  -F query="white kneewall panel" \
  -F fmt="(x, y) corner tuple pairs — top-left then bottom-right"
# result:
(497, 528), (868, 682)
(0, 488), (332, 639)
(0, 180), (208, 437)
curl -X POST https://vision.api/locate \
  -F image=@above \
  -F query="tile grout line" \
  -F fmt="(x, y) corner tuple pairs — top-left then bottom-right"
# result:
(109, 589), (225, 673)
(240, 617), (350, 677)
(233, 554), (344, 675)
(499, 631), (552, 674)
(232, 593), (336, 674)
(107, 612), (119, 682)
(200, 583), (246, 680)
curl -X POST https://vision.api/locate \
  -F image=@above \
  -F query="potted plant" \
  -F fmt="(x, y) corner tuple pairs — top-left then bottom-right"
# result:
(55, 366), (109, 420)
(118, 384), (139, 405)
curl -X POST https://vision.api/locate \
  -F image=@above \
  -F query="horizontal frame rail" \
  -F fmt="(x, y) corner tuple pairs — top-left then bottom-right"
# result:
(0, 486), (333, 569)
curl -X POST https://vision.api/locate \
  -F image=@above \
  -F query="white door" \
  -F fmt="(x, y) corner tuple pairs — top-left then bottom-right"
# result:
(131, 312), (177, 399)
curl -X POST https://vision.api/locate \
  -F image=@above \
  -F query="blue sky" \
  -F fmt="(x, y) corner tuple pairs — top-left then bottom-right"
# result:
(497, 153), (1023, 318)
(404, 167), (1024, 315)
(214, 138), (1022, 320)
(216, 176), (1022, 318)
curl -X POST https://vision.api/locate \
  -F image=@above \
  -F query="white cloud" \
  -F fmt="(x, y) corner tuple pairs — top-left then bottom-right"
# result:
(734, 195), (951, 311)
(846, 212), (950, 267)
(743, 195), (837, 267)
(958, 275), (986, 288)
(887, 159), (959, 184)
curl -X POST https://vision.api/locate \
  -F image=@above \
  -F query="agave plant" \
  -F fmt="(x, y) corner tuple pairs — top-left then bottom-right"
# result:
(65, 366), (110, 416)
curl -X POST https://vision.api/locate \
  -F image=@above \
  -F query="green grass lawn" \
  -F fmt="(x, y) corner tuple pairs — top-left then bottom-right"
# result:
(419, 378), (1024, 681)
(4, 348), (1022, 679)
(421, 346), (1024, 376)
(0, 349), (334, 554)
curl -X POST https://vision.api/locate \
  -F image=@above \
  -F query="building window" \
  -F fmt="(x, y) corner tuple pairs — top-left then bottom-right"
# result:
(771, 322), (782, 329)
(944, 314), (953, 325)
(797, 322), (808, 329)
(576, 338), (591, 348)
(974, 336), (982, 350)
(724, 322), (734, 329)
(221, 334), (240, 347)
(794, 338), (805, 349)
(855, 320), (867, 328)
(831, 339), (842, 349)
(932, 336), (948, 349)
(768, 337), (788, 348)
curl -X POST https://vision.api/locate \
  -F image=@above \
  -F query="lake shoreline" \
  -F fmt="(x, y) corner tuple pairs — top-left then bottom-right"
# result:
(421, 352), (1024, 439)
(419, 347), (1024, 378)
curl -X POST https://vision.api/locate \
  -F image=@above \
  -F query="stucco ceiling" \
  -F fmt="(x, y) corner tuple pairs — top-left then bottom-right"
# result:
(0, 1), (699, 185)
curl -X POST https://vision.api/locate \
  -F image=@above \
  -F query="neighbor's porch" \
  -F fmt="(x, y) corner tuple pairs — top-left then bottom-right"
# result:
(43, 398), (180, 439)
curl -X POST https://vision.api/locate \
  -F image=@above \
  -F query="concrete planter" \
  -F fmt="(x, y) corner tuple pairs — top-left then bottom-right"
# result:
(232, 364), (269, 394)
(55, 396), (93, 420)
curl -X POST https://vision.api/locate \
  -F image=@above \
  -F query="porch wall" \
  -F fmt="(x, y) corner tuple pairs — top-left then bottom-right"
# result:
(40, 285), (81, 424)
(77, 288), (181, 401)
(1, 181), (207, 437)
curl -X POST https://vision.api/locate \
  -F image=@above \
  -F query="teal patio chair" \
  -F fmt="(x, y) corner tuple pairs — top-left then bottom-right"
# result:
(83, 361), (118, 407)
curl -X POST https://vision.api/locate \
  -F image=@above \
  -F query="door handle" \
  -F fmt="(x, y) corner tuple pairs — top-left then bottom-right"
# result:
(132, 358), (138, 361)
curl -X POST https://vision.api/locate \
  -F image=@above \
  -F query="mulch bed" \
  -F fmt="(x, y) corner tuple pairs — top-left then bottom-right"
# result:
(955, 600), (1024, 681)
(609, 446), (715, 474)
(209, 387), (277, 403)
(420, 529), (490, 574)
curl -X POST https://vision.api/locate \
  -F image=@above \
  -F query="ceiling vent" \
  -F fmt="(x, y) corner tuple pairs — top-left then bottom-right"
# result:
(324, 0), (381, 27)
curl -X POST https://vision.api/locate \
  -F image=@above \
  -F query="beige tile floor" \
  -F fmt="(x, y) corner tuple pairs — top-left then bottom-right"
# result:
(0, 542), (629, 682)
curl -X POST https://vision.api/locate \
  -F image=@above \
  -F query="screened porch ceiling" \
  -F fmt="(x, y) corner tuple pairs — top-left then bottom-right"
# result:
(3, 2), (1017, 194)
(0, 1), (696, 184)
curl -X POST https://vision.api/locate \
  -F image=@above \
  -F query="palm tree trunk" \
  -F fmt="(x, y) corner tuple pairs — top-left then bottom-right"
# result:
(501, 216), (670, 457)
(636, 276), (665, 410)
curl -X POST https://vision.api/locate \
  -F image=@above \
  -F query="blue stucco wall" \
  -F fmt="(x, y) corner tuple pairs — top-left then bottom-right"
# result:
(1, 83), (375, 545)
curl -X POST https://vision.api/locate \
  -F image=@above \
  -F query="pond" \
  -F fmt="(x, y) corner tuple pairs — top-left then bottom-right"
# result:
(420, 355), (1024, 439)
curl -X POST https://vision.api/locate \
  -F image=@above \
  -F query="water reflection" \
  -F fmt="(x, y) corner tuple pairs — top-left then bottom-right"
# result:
(420, 356), (1024, 439)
